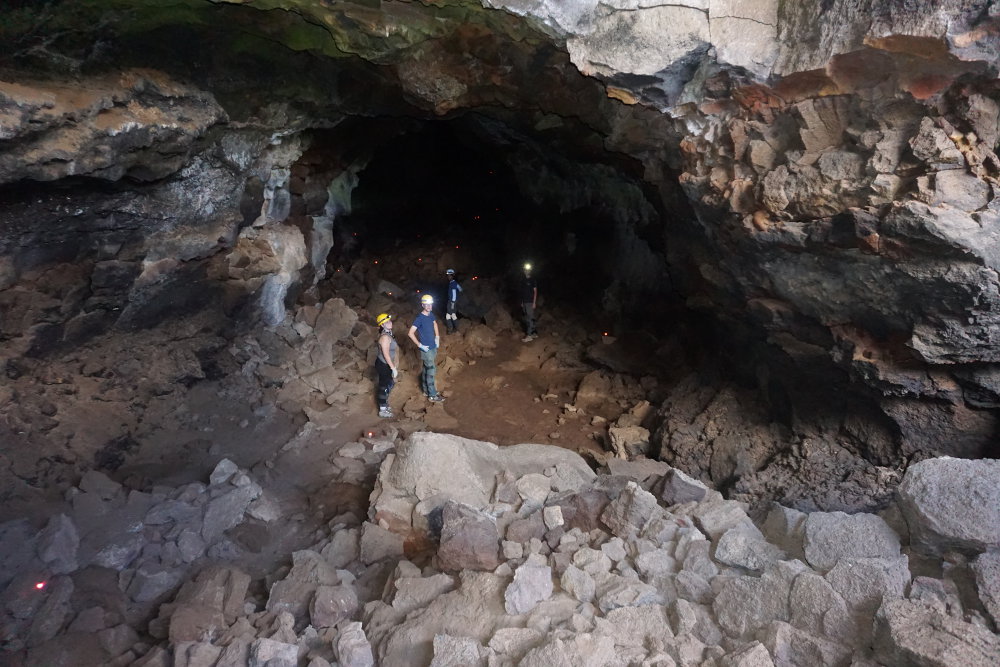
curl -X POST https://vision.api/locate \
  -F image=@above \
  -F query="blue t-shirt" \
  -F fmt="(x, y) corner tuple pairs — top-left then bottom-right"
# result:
(411, 312), (437, 348)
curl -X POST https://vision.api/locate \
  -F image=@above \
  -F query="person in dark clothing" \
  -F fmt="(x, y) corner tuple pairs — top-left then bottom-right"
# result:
(407, 294), (444, 402)
(374, 313), (398, 418)
(520, 263), (538, 342)
(445, 268), (462, 333)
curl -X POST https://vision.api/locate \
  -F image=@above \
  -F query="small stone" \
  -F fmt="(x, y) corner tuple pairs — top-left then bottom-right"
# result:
(543, 506), (564, 529)
(209, 459), (239, 486)
(561, 564), (596, 603)
(249, 637), (298, 667)
(176, 529), (206, 563)
(505, 563), (553, 614)
(502, 540), (524, 560)
(335, 621), (375, 667)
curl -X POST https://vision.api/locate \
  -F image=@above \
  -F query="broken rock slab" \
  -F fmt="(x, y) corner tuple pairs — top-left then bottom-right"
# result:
(972, 550), (1000, 627)
(370, 431), (594, 533)
(896, 457), (1000, 555)
(504, 559), (553, 614)
(874, 598), (1000, 667)
(437, 501), (501, 572)
(802, 510), (901, 572)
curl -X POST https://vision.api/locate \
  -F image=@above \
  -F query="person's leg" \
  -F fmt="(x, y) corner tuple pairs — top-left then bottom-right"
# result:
(375, 360), (393, 416)
(522, 302), (536, 338)
(446, 301), (457, 332)
(421, 347), (439, 397)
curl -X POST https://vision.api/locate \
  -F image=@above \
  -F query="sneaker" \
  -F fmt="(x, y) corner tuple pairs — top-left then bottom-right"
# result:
(427, 395), (445, 403)
(378, 407), (392, 418)
(521, 335), (535, 342)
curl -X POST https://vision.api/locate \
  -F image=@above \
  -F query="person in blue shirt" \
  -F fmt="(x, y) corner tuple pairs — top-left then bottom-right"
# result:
(445, 268), (463, 333)
(407, 294), (445, 402)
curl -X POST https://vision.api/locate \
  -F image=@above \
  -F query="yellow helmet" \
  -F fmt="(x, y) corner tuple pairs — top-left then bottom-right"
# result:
(376, 313), (391, 326)
(420, 294), (434, 305)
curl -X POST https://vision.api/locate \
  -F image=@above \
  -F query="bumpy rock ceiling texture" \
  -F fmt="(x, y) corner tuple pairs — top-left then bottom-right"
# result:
(2, 0), (1000, 489)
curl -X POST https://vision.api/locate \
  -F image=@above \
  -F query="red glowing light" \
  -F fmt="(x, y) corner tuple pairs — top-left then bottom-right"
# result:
(34, 582), (46, 590)
(603, 332), (609, 336)
(417, 258), (422, 262)
(373, 260), (379, 264)
(367, 431), (374, 437)
(455, 245), (459, 249)
(472, 276), (478, 280)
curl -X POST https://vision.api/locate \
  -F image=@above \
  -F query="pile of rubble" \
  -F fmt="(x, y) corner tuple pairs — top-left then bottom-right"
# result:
(5, 428), (997, 666)
(358, 435), (1000, 666)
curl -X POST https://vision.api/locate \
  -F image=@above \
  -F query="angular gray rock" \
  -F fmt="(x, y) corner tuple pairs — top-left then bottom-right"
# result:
(825, 556), (910, 613)
(761, 621), (851, 667)
(209, 459), (239, 486)
(249, 637), (298, 667)
(874, 598), (1000, 667)
(438, 502), (501, 572)
(560, 564), (596, 603)
(896, 457), (1000, 555)
(715, 523), (785, 572)
(202, 485), (260, 543)
(505, 561), (553, 614)
(310, 584), (358, 628)
(430, 634), (487, 667)
(714, 561), (809, 639)
(802, 511), (901, 572)
(600, 481), (663, 537)
(718, 641), (775, 667)
(972, 550), (1000, 627)
(656, 467), (709, 506)
(336, 622), (375, 667)
(359, 522), (405, 565)
(37, 514), (80, 575)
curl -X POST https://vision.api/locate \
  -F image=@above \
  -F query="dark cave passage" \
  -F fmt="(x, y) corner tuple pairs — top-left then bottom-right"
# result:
(297, 117), (686, 341)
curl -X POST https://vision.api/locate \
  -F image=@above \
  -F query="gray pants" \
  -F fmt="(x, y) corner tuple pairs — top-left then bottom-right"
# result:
(521, 302), (536, 336)
(419, 347), (438, 396)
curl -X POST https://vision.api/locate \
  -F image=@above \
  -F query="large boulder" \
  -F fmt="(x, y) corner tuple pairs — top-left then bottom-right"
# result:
(370, 432), (595, 533)
(896, 458), (1000, 555)
(874, 598), (1000, 667)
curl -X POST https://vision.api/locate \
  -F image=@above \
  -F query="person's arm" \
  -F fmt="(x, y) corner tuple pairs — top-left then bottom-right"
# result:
(379, 335), (396, 371)
(433, 319), (440, 347)
(408, 325), (424, 349)
(532, 286), (537, 308)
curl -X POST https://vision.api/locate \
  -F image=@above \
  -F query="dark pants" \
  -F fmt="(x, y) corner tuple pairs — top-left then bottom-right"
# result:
(522, 302), (536, 335)
(375, 358), (394, 408)
(419, 347), (438, 396)
(446, 301), (457, 331)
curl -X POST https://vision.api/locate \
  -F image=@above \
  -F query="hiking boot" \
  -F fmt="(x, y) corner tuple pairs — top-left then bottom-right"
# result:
(428, 395), (445, 403)
(378, 406), (393, 418)
(521, 335), (535, 342)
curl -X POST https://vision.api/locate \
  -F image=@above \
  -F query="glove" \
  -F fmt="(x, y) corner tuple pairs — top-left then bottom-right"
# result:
(435, 336), (440, 347)
(419, 344), (430, 352)
(391, 368), (398, 379)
